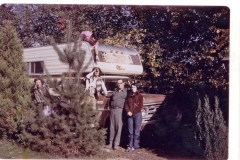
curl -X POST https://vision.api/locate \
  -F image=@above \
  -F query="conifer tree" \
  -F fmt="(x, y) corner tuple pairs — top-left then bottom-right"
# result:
(155, 89), (228, 159)
(18, 22), (106, 158)
(0, 22), (33, 137)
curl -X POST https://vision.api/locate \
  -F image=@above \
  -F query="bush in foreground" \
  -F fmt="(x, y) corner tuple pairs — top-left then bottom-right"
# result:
(0, 22), (33, 138)
(18, 23), (106, 157)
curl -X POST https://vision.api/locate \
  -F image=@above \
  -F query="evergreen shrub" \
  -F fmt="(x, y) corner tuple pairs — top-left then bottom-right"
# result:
(0, 22), (33, 138)
(18, 23), (106, 157)
(155, 87), (228, 159)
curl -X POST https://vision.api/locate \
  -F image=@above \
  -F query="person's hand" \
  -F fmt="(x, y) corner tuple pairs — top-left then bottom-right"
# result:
(127, 112), (132, 116)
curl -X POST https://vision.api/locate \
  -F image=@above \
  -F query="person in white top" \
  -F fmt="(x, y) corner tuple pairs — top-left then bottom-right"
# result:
(86, 67), (108, 100)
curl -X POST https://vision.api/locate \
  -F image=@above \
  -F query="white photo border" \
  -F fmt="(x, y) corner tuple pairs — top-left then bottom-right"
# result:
(1, 1), (239, 160)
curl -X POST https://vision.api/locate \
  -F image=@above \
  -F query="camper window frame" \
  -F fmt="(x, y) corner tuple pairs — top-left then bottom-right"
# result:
(27, 61), (44, 75)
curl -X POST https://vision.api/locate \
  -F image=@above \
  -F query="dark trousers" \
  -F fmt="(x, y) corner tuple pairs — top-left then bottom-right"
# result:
(109, 108), (123, 146)
(127, 112), (142, 148)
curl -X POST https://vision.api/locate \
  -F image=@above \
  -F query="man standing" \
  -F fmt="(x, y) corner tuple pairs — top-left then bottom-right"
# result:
(106, 79), (128, 150)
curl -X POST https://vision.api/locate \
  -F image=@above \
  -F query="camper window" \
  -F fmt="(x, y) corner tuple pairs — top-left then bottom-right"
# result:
(27, 61), (44, 74)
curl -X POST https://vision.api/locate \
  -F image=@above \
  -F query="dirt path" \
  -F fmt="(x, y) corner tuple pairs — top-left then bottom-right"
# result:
(103, 147), (167, 160)
(102, 146), (206, 160)
(0, 139), (205, 160)
(1, 139), (165, 159)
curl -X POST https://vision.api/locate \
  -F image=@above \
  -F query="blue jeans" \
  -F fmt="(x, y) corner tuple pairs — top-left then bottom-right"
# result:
(127, 112), (142, 148)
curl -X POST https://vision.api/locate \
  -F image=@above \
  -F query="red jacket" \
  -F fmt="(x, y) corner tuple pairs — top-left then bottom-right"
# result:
(125, 92), (143, 115)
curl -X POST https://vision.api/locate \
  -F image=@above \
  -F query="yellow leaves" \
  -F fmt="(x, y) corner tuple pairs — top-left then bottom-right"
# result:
(136, 39), (142, 43)
(171, 11), (180, 17)
(103, 27), (146, 50)
(213, 13), (222, 18)
(146, 61), (154, 67)
(151, 68), (160, 77)
(210, 49), (216, 54)
(170, 65), (176, 69)
(139, 28), (146, 32)
(172, 22), (178, 27)
(148, 62), (159, 68)
(126, 33), (132, 38)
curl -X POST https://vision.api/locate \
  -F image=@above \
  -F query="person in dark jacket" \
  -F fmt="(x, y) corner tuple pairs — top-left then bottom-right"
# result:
(33, 77), (53, 116)
(124, 83), (143, 152)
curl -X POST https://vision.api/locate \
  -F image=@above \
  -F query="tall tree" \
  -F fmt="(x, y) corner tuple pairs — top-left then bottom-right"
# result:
(129, 6), (229, 92)
(0, 22), (33, 136)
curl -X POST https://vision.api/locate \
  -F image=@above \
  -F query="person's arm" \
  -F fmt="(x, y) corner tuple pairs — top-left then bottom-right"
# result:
(124, 99), (130, 113)
(34, 90), (42, 103)
(108, 94), (113, 109)
(135, 94), (144, 114)
(101, 81), (108, 96)
(93, 41), (99, 48)
(139, 94), (143, 109)
(86, 71), (94, 79)
(85, 79), (90, 90)
(43, 85), (53, 103)
(125, 99), (133, 116)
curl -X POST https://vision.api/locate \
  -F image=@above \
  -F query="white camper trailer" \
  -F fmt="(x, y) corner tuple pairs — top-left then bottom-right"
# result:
(23, 41), (167, 129)
(23, 41), (143, 79)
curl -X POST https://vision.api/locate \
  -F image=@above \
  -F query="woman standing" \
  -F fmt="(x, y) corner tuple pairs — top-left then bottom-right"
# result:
(85, 67), (108, 98)
(125, 83), (143, 152)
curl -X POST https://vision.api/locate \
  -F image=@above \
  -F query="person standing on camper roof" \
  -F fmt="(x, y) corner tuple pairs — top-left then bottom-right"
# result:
(81, 30), (99, 62)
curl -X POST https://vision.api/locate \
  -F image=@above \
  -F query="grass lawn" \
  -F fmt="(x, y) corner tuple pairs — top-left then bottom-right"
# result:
(0, 139), (114, 159)
(0, 139), (56, 159)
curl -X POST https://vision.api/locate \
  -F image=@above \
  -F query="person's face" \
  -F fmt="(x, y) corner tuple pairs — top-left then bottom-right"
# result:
(35, 80), (42, 88)
(116, 80), (125, 90)
(131, 85), (137, 93)
(94, 68), (100, 77)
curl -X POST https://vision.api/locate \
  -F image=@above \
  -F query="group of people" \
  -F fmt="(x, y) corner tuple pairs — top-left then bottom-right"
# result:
(84, 66), (144, 152)
(105, 79), (143, 152)
(33, 30), (143, 152)
(33, 67), (143, 152)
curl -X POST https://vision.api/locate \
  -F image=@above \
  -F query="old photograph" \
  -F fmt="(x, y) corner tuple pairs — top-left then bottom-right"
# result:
(0, 3), (233, 160)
